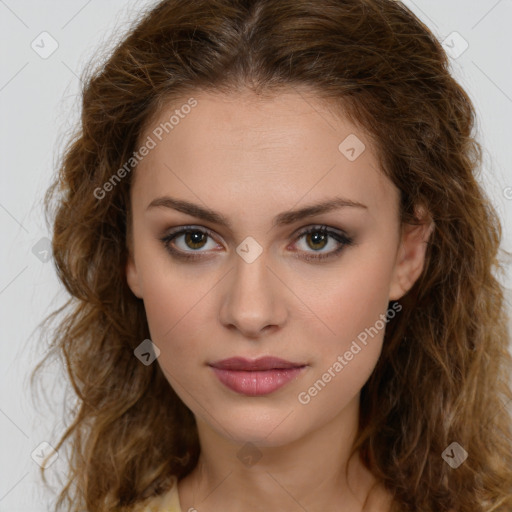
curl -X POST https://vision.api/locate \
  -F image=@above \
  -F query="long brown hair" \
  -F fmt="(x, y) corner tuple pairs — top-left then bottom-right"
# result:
(32, 0), (512, 510)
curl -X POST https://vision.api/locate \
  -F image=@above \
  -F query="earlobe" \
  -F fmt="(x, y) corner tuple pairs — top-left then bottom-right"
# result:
(126, 254), (143, 299)
(389, 210), (434, 301)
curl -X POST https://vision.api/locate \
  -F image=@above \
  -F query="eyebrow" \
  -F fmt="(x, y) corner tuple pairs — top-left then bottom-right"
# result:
(146, 195), (367, 229)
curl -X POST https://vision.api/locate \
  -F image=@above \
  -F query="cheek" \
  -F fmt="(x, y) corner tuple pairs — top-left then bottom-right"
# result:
(133, 231), (217, 342)
(293, 242), (398, 352)
(137, 262), (219, 378)
(294, 267), (394, 418)
(140, 278), (207, 401)
(291, 242), (397, 410)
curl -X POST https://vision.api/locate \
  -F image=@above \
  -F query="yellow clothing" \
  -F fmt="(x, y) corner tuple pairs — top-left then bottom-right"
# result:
(134, 476), (182, 512)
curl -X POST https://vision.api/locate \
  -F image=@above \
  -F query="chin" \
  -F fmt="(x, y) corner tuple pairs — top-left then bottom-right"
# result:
(209, 405), (307, 447)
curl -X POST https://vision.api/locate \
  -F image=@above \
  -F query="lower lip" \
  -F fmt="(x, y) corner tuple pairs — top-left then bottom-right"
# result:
(211, 367), (306, 396)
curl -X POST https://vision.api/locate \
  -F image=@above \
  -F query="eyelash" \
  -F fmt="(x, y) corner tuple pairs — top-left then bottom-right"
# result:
(159, 224), (354, 262)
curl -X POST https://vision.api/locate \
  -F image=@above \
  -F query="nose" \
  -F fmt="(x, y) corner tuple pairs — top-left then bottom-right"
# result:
(218, 250), (288, 339)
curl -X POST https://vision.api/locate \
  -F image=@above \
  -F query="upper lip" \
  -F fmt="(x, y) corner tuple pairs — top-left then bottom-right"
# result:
(209, 357), (306, 371)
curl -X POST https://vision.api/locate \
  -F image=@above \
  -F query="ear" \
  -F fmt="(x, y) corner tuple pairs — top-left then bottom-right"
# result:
(389, 207), (434, 301)
(126, 252), (144, 299)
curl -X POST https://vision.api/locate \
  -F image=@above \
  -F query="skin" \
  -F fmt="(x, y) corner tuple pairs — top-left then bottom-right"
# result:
(126, 88), (433, 512)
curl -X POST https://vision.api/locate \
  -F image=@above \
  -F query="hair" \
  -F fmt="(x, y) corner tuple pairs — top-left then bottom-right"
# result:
(32, 0), (512, 511)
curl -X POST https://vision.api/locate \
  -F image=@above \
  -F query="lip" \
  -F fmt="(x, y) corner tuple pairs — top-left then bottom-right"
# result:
(209, 356), (305, 371)
(209, 357), (307, 396)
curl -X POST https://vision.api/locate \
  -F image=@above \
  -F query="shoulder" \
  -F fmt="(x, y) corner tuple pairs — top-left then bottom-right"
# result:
(131, 476), (182, 512)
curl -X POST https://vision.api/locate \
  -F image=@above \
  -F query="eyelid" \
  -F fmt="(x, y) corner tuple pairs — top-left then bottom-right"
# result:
(161, 224), (224, 251)
(291, 224), (348, 240)
(162, 224), (348, 242)
(163, 224), (219, 241)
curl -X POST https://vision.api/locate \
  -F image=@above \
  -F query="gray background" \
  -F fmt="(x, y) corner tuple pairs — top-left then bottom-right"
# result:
(0, 1), (511, 510)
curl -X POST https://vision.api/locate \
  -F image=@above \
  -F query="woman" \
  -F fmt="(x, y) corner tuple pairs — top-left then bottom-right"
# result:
(32, 0), (512, 511)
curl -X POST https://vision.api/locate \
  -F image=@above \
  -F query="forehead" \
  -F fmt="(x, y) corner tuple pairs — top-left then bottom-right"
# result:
(132, 89), (397, 219)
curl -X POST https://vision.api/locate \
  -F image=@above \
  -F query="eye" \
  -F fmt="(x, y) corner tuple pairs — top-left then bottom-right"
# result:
(160, 225), (221, 260)
(160, 224), (354, 262)
(291, 225), (354, 261)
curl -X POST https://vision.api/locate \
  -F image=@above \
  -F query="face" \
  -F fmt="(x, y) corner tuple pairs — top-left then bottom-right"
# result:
(126, 89), (430, 446)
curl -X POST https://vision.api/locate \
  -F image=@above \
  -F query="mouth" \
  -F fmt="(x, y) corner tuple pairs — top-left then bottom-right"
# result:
(208, 357), (308, 396)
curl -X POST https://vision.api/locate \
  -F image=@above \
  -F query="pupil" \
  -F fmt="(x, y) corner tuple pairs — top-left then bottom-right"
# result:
(309, 231), (327, 250)
(186, 231), (206, 249)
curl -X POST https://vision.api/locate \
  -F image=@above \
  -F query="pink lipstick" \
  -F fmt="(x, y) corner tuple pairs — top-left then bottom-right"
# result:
(208, 357), (307, 396)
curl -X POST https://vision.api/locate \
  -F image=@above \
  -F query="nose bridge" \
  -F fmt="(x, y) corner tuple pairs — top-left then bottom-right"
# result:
(219, 244), (286, 335)
(234, 249), (271, 296)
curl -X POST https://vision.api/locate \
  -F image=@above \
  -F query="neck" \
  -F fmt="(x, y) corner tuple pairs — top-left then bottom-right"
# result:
(178, 394), (386, 512)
